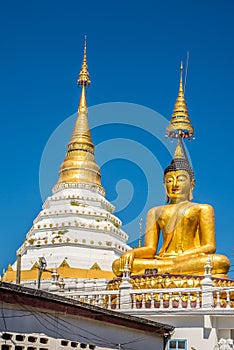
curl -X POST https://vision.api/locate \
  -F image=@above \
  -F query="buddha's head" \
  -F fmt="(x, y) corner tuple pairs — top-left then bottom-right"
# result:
(164, 158), (195, 203)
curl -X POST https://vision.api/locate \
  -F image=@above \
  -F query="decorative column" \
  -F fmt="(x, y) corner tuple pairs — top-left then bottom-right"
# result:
(119, 260), (132, 310)
(201, 256), (214, 309)
(48, 269), (59, 293)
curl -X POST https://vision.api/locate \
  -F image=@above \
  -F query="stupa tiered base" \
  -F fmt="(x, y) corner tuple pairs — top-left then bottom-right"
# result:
(3, 41), (130, 286)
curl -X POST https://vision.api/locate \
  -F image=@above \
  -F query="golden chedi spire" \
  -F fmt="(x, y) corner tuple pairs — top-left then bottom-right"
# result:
(166, 62), (194, 139)
(55, 37), (104, 193)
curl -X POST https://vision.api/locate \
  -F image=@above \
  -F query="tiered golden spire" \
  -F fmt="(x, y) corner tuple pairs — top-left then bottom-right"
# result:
(166, 62), (194, 139)
(172, 62), (189, 118)
(56, 38), (104, 192)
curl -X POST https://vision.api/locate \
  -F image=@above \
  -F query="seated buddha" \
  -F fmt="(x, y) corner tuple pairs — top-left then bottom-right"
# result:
(112, 144), (230, 278)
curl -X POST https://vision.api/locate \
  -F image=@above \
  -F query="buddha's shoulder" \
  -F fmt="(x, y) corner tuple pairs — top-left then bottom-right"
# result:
(183, 202), (214, 217)
(190, 202), (214, 209)
(193, 202), (214, 213)
(146, 206), (159, 214)
(147, 205), (167, 216)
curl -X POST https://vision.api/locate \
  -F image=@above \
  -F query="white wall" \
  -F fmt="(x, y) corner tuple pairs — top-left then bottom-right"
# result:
(0, 331), (115, 350)
(141, 313), (234, 350)
(0, 302), (165, 350)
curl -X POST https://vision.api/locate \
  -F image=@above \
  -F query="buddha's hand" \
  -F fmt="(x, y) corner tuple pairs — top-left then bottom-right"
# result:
(119, 251), (135, 272)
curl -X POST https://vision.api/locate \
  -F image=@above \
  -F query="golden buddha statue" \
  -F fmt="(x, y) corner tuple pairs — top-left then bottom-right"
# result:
(112, 144), (230, 278)
(113, 63), (230, 279)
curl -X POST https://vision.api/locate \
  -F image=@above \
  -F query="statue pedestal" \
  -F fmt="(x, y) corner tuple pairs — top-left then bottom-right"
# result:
(107, 273), (234, 308)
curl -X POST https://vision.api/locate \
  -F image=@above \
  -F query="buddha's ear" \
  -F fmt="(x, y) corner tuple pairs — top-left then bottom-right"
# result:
(189, 188), (193, 201)
(164, 183), (170, 203)
(191, 178), (196, 190)
(189, 179), (196, 201)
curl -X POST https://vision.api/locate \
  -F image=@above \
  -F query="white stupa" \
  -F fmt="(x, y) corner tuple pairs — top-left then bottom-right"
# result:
(4, 39), (130, 286)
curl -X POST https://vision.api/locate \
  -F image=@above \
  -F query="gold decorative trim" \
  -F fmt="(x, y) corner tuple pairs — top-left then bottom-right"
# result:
(59, 259), (70, 268)
(90, 262), (101, 270)
(2, 266), (114, 282)
(107, 273), (234, 290)
(31, 262), (39, 270)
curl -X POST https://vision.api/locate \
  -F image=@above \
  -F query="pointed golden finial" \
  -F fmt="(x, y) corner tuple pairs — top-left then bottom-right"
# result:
(54, 38), (104, 194)
(166, 61), (194, 140)
(180, 61), (183, 82)
(77, 35), (91, 87)
(174, 139), (184, 159)
(77, 36), (90, 112)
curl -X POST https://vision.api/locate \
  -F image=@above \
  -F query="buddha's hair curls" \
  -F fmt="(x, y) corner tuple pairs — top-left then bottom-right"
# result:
(164, 158), (194, 181)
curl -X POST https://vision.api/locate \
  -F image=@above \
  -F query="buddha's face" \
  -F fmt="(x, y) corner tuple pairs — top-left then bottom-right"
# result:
(164, 170), (193, 203)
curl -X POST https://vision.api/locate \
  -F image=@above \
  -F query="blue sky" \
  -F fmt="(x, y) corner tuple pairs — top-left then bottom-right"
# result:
(0, 0), (233, 278)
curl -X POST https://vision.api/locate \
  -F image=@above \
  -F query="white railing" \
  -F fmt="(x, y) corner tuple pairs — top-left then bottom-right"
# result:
(65, 290), (121, 310)
(130, 287), (202, 310)
(212, 287), (234, 309)
(58, 285), (234, 311)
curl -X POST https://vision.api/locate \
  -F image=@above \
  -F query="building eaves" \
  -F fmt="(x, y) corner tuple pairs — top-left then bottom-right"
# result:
(0, 282), (174, 336)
